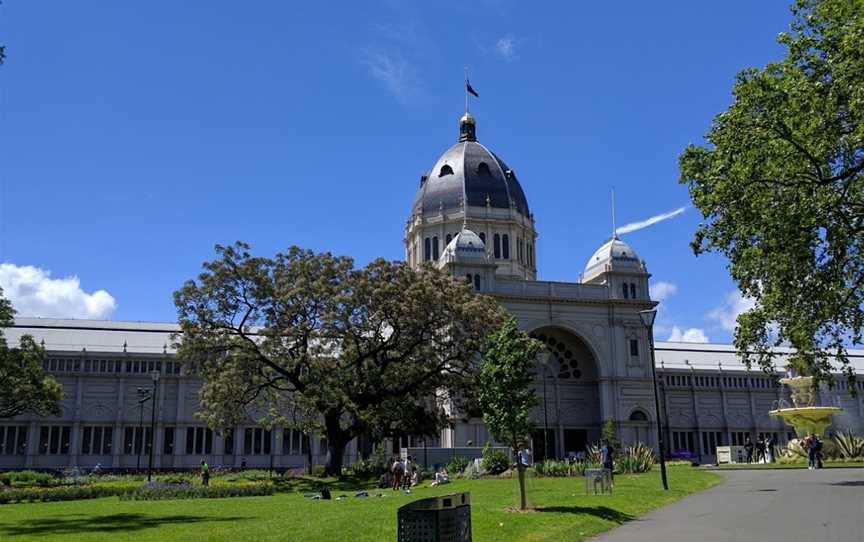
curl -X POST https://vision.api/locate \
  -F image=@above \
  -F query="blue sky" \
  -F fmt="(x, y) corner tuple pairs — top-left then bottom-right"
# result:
(0, 1), (791, 342)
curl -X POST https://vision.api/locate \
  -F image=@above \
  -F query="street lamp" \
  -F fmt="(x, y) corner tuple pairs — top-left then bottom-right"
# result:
(136, 388), (151, 471)
(639, 309), (669, 491)
(536, 351), (551, 461)
(147, 370), (160, 482)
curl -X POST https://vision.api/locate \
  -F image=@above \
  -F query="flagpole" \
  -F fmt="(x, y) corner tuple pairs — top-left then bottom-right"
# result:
(464, 66), (469, 114)
(611, 188), (617, 239)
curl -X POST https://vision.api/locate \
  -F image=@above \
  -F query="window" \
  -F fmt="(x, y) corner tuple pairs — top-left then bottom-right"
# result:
(39, 426), (71, 455)
(622, 283), (629, 299)
(502, 234), (510, 259)
(493, 234), (501, 259)
(424, 238), (431, 261)
(730, 432), (750, 446)
(439, 164), (454, 177)
(432, 237), (439, 260)
(445, 233), (452, 245)
(473, 274), (481, 291)
(81, 426), (113, 455)
(0, 426), (27, 455)
(223, 429), (234, 455)
(517, 237), (523, 263)
(163, 427), (175, 455)
(185, 427), (213, 455)
(478, 232), (486, 244)
(124, 427), (152, 455)
(283, 429), (308, 455)
(477, 162), (491, 175)
(630, 283), (636, 299)
(629, 339), (639, 357)
(244, 428), (272, 455)
(672, 431), (696, 453)
(629, 410), (648, 421)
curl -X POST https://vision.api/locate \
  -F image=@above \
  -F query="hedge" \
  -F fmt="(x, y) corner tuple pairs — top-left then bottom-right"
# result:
(0, 485), (127, 504)
(120, 482), (274, 501)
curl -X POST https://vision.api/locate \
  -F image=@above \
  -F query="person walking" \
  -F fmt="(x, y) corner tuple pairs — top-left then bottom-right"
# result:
(806, 435), (817, 469)
(765, 435), (775, 463)
(744, 437), (754, 464)
(600, 440), (615, 487)
(756, 436), (766, 463)
(200, 460), (210, 486)
(814, 436), (824, 469)
(403, 456), (413, 489)
(391, 456), (404, 490)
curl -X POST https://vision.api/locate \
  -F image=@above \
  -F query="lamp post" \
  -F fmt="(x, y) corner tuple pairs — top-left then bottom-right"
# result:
(136, 388), (151, 471)
(639, 309), (669, 491)
(147, 370), (160, 482)
(537, 352), (551, 461)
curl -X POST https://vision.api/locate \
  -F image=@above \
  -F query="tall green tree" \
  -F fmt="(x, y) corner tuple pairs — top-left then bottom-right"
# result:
(679, 0), (864, 383)
(0, 288), (64, 419)
(477, 317), (542, 510)
(174, 242), (504, 476)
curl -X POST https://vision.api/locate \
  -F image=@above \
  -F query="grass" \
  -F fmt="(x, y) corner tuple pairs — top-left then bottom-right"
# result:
(0, 466), (720, 542)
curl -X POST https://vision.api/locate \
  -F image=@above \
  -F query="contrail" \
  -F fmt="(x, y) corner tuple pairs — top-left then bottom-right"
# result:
(616, 206), (687, 235)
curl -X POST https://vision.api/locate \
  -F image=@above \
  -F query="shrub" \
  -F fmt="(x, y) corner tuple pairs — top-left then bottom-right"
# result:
(534, 460), (575, 477)
(4, 470), (57, 487)
(220, 469), (272, 483)
(120, 482), (274, 501)
(832, 431), (864, 460)
(445, 456), (470, 476)
(309, 465), (326, 478)
(348, 458), (387, 478)
(158, 474), (194, 485)
(481, 443), (510, 475)
(0, 473), (10, 486)
(617, 442), (655, 474)
(0, 485), (126, 504)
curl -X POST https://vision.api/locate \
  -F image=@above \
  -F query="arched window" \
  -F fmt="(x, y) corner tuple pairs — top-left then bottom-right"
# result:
(465, 274), (473, 284)
(432, 237), (439, 260)
(502, 234), (510, 259)
(479, 232), (486, 244)
(439, 165), (454, 177)
(477, 162), (491, 176)
(424, 238), (431, 261)
(493, 234), (501, 259)
(630, 283), (636, 299)
(414, 244), (418, 264)
(629, 410), (648, 422)
(446, 233), (452, 245)
(473, 274), (481, 291)
(622, 283), (629, 299)
(527, 244), (533, 267)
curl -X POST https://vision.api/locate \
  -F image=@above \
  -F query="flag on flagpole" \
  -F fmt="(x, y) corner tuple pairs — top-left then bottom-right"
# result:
(466, 79), (479, 98)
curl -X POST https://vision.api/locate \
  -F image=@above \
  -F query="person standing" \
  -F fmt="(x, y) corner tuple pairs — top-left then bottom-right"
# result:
(391, 456), (404, 490)
(765, 435), (775, 463)
(403, 456), (413, 489)
(806, 435), (817, 469)
(814, 436), (824, 469)
(200, 460), (210, 486)
(756, 436), (766, 463)
(744, 437), (754, 464)
(600, 440), (615, 487)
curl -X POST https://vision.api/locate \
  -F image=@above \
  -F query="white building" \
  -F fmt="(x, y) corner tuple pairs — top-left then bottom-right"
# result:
(2, 112), (863, 470)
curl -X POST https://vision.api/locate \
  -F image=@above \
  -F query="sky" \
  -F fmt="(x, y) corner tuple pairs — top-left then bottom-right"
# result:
(0, 0), (792, 343)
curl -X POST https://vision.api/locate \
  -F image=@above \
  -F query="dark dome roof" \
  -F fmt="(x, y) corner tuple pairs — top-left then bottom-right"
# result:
(411, 116), (530, 217)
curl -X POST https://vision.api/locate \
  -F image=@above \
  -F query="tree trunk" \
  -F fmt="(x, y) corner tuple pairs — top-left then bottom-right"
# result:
(517, 463), (527, 510)
(322, 412), (350, 478)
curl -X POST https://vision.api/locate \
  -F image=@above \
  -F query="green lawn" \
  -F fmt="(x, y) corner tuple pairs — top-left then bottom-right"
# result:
(710, 460), (864, 470)
(0, 468), (720, 542)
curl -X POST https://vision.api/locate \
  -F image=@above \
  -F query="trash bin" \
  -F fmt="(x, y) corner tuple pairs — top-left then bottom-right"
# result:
(397, 492), (472, 542)
(584, 468), (612, 495)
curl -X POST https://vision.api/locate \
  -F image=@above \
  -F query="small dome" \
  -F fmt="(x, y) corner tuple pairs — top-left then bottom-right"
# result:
(438, 228), (490, 266)
(583, 236), (645, 280)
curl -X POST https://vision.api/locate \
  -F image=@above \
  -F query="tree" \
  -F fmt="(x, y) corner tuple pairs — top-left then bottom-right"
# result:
(679, 0), (864, 384)
(601, 417), (620, 451)
(0, 288), (64, 419)
(174, 242), (504, 476)
(477, 317), (542, 510)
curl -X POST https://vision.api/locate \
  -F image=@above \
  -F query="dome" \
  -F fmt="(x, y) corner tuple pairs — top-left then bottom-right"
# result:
(411, 114), (530, 218)
(438, 228), (490, 266)
(583, 236), (645, 279)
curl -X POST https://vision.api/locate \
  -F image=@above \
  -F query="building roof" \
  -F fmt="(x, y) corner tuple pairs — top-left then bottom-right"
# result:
(438, 228), (490, 266)
(6, 318), (864, 375)
(411, 114), (530, 217)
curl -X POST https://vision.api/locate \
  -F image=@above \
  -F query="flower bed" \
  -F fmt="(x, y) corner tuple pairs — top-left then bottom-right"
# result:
(120, 481), (274, 501)
(0, 485), (127, 504)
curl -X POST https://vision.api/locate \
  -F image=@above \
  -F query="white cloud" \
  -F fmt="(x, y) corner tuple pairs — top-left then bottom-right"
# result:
(494, 35), (516, 60)
(649, 281), (678, 302)
(707, 290), (756, 332)
(360, 48), (420, 104)
(0, 263), (116, 319)
(667, 326), (709, 343)
(616, 206), (687, 235)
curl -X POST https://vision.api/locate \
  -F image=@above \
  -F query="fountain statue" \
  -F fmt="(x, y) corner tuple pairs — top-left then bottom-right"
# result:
(769, 368), (842, 438)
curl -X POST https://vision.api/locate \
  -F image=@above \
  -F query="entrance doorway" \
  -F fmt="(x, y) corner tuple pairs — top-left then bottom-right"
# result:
(564, 429), (588, 457)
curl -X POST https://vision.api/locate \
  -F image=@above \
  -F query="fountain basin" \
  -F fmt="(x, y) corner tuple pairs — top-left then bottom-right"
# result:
(769, 406), (841, 438)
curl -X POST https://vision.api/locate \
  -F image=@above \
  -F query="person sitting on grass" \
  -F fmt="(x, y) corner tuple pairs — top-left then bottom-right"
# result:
(200, 460), (210, 486)
(431, 467), (449, 487)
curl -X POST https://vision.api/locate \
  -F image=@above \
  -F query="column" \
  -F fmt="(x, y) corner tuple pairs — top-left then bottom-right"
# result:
(112, 378), (124, 468)
(25, 421), (38, 468)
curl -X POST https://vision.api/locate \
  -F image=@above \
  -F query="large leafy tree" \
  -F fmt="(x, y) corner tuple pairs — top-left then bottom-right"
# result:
(174, 242), (504, 476)
(0, 288), (64, 419)
(679, 0), (864, 383)
(477, 317), (542, 511)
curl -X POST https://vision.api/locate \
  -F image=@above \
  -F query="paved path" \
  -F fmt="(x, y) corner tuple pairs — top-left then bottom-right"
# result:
(593, 468), (864, 542)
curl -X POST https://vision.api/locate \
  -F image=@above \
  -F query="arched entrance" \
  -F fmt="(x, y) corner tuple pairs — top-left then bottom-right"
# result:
(529, 326), (601, 460)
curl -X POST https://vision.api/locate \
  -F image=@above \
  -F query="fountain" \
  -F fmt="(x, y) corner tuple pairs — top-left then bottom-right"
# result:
(769, 373), (841, 438)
